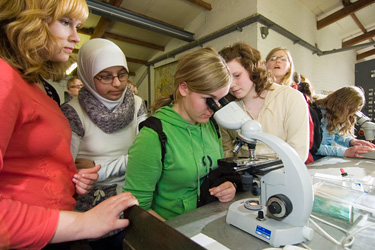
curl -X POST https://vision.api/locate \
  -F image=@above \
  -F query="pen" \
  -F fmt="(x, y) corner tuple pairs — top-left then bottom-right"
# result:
(340, 168), (348, 177)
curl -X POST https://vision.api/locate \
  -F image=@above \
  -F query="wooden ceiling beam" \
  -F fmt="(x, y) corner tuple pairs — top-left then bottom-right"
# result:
(342, 29), (375, 47)
(78, 27), (94, 35)
(342, 0), (367, 33)
(103, 33), (165, 51)
(78, 28), (164, 51)
(90, 0), (123, 39)
(72, 49), (147, 66)
(126, 57), (148, 65)
(341, 0), (375, 52)
(357, 49), (375, 60)
(317, 0), (375, 30)
(91, 18), (111, 39)
(187, 0), (212, 10)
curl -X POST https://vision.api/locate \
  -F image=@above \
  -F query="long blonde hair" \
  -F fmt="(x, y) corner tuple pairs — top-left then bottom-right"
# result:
(0, 0), (88, 83)
(266, 47), (295, 87)
(152, 47), (232, 113)
(314, 86), (365, 136)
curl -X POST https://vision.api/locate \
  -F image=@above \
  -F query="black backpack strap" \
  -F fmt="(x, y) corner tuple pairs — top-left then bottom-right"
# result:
(309, 104), (323, 154)
(315, 105), (323, 121)
(210, 117), (221, 139)
(139, 117), (167, 164)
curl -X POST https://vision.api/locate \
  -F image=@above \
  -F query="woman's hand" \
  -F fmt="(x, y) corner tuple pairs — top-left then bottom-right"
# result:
(51, 192), (138, 243)
(82, 192), (139, 238)
(209, 181), (236, 203)
(344, 145), (373, 158)
(350, 139), (375, 148)
(73, 164), (101, 195)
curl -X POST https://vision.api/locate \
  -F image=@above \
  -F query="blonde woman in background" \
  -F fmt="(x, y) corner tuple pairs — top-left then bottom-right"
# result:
(266, 47), (297, 89)
(266, 48), (315, 163)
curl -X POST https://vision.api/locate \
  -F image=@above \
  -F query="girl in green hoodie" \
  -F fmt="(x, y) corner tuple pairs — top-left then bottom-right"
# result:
(123, 47), (236, 220)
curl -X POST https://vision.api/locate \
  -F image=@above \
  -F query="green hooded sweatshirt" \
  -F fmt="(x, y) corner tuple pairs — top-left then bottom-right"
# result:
(123, 106), (224, 220)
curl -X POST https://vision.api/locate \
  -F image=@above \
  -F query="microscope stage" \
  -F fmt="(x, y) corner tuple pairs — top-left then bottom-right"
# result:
(218, 157), (283, 175)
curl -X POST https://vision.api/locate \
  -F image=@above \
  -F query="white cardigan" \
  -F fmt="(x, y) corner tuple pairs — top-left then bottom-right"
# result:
(221, 84), (309, 162)
(68, 94), (147, 190)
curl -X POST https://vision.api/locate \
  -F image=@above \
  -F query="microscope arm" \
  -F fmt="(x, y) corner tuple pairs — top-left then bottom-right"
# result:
(356, 111), (375, 141)
(213, 101), (313, 227)
(240, 124), (313, 226)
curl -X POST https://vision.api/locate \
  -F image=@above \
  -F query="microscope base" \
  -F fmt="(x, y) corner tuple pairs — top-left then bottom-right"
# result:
(226, 199), (313, 247)
(360, 149), (375, 159)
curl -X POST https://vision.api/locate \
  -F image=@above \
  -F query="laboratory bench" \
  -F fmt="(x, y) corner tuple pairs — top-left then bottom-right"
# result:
(166, 157), (375, 250)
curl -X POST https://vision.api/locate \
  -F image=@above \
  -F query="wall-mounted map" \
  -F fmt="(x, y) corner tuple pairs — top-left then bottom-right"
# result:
(154, 61), (178, 100)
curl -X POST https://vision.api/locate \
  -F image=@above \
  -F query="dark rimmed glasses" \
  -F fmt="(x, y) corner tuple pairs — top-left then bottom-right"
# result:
(95, 73), (128, 85)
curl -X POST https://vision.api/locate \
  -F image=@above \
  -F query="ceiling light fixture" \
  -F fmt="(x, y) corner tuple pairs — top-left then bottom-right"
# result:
(86, 0), (194, 42)
(66, 62), (77, 75)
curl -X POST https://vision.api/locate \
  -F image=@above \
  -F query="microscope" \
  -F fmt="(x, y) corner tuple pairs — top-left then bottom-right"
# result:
(356, 111), (375, 141)
(207, 98), (314, 247)
(355, 111), (375, 159)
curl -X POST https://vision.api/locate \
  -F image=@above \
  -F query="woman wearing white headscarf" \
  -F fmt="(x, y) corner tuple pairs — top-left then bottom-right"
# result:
(61, 38), (147, 249)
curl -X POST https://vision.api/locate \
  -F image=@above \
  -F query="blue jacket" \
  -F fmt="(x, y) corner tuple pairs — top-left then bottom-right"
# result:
(316, 110), (353, 157)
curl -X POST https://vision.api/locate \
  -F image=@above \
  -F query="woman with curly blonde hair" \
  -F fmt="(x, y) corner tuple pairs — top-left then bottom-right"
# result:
(314, 86), (374, 158)
(0, 0), (88, 82)
(219, 42), (309, 162)
(266, 47), (296, 88)
(0, 0), (137, 249)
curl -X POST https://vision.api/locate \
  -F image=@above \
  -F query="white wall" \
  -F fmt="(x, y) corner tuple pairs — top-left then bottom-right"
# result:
(134, 0), (259, 107)
(258, 0), (356, 94)
(133, 0), (356, 106)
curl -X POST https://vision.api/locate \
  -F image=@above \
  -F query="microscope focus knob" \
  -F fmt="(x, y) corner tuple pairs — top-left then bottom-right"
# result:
(256, 210), (265, 221)
(250, 184), (261, 196)
(268, 202), (282, 214)
(266, 194), (293, 220)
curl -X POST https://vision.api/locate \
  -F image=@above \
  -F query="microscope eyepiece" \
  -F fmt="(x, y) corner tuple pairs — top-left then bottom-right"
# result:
(206, 97), (230, 113)
(206, 98), (220, 112)
(219, 97), (229, 107)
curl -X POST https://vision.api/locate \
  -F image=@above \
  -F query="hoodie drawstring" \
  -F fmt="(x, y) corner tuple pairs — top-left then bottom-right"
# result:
(186, 125), (210, 203)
